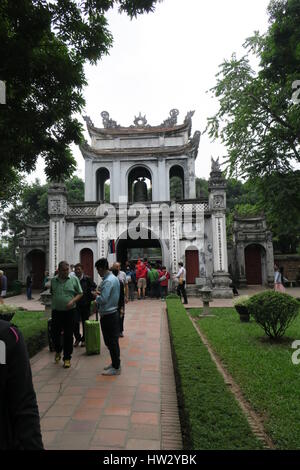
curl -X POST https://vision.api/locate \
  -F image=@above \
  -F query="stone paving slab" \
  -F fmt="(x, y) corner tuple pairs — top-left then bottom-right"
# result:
(187, 286), (300, 309)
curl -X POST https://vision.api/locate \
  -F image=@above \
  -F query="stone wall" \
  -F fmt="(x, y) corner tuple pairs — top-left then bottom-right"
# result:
(274, 254), (300, 283)
(0, 263), (18, 289)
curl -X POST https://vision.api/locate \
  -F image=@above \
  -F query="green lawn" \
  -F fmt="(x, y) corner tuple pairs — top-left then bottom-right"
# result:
(12, 311), (48, 357)
(166, 298), (263, 450)
(189, 307), (300, 449)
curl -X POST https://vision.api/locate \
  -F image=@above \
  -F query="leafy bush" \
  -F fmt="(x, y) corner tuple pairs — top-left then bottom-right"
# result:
(247, 291), (300, 340)
(11, 280), (23, 294)
(233, 295), (250, 307)
(0, 304), (19, 321)
(12, 311), (47, 358)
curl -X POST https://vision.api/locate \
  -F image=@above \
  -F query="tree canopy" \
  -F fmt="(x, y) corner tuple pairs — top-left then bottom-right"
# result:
(0, 0), (161, 201)
(0, 176), (84, 259)
(206, 0), (300, 178)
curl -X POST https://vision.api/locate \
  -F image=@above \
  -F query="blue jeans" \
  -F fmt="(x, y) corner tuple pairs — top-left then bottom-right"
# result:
(26, 286), (32, 299)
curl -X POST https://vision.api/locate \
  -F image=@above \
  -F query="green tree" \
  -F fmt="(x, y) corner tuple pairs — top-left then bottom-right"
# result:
(206, 0), (300, 253)
(206, 0), (300, 178)
(196, 177), (209, 198)
(0, 0), (161, 200)
(170, 176), (183, 200)
(0, 176), (84, 258)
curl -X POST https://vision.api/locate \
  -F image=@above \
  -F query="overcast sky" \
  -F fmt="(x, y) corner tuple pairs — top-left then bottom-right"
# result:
(33, 0), (271, 184)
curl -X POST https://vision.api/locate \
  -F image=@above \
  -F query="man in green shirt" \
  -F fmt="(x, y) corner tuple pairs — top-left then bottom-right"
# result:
(50, 261), (83, 368)
(147, 264), (159, 299)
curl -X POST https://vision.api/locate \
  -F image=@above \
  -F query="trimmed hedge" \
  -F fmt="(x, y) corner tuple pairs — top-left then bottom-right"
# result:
(12, 311), (48, 358)
(246, 291), (300, 340)
(166, 298), (263, 450)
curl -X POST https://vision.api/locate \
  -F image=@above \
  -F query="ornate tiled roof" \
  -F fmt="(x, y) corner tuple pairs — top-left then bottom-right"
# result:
(83, 109), (195, 137)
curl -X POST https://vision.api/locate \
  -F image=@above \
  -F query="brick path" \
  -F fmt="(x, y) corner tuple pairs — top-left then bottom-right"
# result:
(29, 299), (182, 450)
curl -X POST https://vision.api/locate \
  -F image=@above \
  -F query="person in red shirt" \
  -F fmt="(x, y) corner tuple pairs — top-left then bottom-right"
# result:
(158, 266), (170, 300)
(136, 262), (148, 300)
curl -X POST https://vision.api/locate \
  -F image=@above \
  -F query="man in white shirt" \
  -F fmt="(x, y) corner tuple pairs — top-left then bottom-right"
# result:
(175, 262), (188, 304)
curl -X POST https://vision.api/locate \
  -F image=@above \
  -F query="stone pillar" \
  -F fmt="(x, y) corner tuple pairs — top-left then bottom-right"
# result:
(48, 183), (68, 276)
(208, 159), (232, 298)
(170, 217), (180, 275)
(188, 157), (196, 199)
(236, 242), (247, 287)
(266, 231), (275, 287)
(85, 158), (93, 201)
(111, 160), (120, 203)
(151, 163), (159, 202)
(157, 158), (168, 201)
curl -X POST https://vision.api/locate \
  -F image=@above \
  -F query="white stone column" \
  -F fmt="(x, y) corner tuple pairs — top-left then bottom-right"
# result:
(208, 167), (232, 298)
(170, 218), (180, 274)
(157, 158), (168, 201)
(151, 163), (159, 202)
(188, 157), (196, 199)
(111, 160), (120, 203)
(48, 183), (68, 275)
(85, 158), (93, 201)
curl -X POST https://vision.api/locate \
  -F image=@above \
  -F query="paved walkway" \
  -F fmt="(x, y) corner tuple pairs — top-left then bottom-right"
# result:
(29, 299), (182, 450)
(5, 286), (300, 450)
(187, 285), (300, 308)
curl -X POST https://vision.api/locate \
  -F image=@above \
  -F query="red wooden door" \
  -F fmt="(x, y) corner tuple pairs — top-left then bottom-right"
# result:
(185, 250), (199, 284)
(80, 249), (94, 280)
(30, 250), (46, 289)
(245, 245), (262, 285)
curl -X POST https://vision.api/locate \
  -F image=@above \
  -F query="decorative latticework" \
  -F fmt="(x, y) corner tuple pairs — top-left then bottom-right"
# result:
(177, 202), (208, 213)
(68, 206), (98, 216)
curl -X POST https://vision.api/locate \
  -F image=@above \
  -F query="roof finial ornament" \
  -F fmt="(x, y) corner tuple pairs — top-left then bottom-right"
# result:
(83, 115), (94, 127)
(211, 156), (221, 172)
(189, 131), (201, 158)
(101, 111), (120, 129)
(184, 110), (195, 124)
(132, 112), (148, 128)
(161, 109), (179, 127)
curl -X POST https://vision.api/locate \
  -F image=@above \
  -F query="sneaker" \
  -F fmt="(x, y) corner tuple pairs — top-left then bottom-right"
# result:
(63, 360), (71, 369)
(102, 367), (121, 376)
(104, 363), (113, 370)
(74, 339), (81, 347)
(54, 353), (61, 364)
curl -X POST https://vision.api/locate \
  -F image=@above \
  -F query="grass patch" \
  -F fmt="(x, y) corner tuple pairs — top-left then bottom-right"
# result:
(166, 299), (263, 450)
(12, 311), (48, 358)
(189, 307), (300, 449)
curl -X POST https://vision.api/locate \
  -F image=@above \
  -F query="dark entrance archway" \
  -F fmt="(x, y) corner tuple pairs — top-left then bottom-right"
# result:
(116, 228), (162, 269)
(245, 244), (263, 285)
(185, 250), (199, 284)
(25, 250), (46, 289)
(80, 248), (94, 280)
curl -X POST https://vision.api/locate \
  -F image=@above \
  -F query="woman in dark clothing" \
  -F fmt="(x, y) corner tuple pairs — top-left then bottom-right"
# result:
(0, 320), (43, 450)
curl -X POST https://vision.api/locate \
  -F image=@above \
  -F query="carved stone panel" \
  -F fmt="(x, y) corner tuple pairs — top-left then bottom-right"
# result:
(213, 195), (225, 209)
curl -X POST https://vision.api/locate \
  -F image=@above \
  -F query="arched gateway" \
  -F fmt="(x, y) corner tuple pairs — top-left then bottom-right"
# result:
(19, 110), (233, 297)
